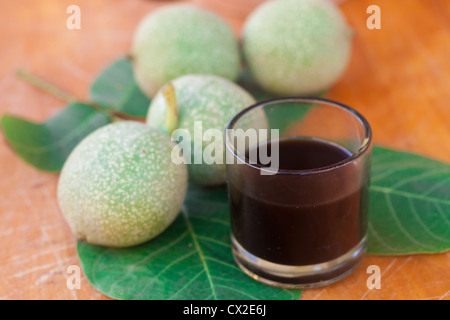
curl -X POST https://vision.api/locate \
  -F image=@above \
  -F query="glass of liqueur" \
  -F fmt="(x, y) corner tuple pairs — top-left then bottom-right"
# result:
(225, 97), (372, 288)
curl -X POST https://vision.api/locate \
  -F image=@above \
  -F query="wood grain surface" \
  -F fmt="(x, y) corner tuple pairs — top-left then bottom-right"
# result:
(0, 0), (449, 300)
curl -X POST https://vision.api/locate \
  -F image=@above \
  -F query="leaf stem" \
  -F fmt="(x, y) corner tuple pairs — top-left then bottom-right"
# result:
(16, 69), (79, 104)
(15, 68), (145, 122)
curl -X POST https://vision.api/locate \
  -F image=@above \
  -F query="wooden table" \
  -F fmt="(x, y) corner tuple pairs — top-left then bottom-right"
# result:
(0, 0), (449, 300)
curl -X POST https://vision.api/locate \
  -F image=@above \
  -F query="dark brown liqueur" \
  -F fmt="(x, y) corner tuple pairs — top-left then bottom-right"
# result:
(229, 138), (369, 266)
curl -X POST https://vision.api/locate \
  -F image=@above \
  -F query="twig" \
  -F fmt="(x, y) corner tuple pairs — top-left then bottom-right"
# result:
(16, 69), (79, 104)
(15, 68), (145, 122)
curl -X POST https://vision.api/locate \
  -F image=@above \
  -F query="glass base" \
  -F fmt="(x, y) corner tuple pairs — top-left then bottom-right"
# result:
(231, 235), (367, 289)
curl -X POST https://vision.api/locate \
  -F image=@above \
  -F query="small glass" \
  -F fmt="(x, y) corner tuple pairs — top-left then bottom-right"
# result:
(225, 97), (372, 289)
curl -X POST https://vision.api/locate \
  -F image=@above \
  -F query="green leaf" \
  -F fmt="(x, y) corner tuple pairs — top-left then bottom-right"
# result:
(77, 185), (302, 300)
(237, 69), (277, 102)
(368, 146), (450, 254)
(90, 57), (151, 117)
(1, 103), (110, 171)
(77, 146), (450, 300)
(264, 102), (312, 135)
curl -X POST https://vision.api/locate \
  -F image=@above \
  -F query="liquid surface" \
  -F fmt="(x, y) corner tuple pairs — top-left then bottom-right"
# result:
(229, 138), (368, 266)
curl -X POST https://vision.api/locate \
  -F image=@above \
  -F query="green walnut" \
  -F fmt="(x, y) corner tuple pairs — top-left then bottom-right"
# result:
(131, 4), (240, 97)
(146, 75), (256, 186)
(242, 0), (353, 96)
(57, 121), (188, 248)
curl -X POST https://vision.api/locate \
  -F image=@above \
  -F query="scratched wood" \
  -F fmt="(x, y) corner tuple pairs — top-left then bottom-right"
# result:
(0, 0), (448, 300)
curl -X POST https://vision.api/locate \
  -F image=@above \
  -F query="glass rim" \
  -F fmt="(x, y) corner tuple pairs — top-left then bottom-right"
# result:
(225, 97), (372, 175)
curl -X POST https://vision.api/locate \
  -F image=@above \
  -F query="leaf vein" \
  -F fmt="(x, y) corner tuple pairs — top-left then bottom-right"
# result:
(197, 235), (231, 248)
(408, 198), (449, 243)
(205, 256), (242, 272)
(384, 193), (433, 249)
(371, 185), (450, 205)
(215, 284), (260, 300)
(134, 250), (196, 299)
(368, 222), (400, 253)
(182, 206), (217, 300)
(167, 270), (205, 300)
